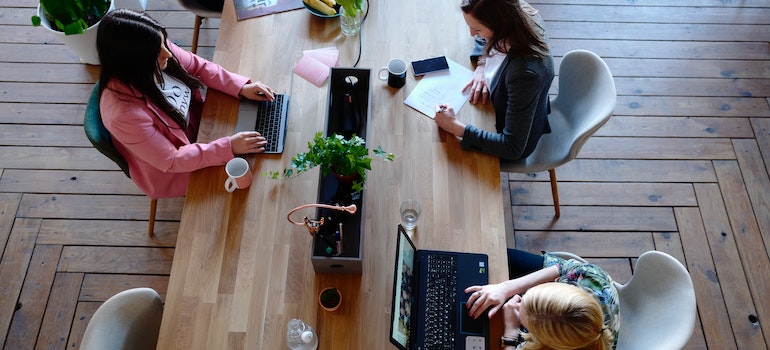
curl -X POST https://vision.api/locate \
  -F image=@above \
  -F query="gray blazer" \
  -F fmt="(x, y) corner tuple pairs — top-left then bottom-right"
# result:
(461, 53), (554, 160)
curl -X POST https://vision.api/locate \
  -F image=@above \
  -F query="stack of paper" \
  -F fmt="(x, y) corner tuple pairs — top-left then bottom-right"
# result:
(404, 58), (473, 118)
(294, 47), (340, 87)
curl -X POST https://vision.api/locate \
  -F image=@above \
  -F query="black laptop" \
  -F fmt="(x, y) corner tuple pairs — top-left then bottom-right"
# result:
(389, 225), (489, 349)
(234, 93), (289, 154)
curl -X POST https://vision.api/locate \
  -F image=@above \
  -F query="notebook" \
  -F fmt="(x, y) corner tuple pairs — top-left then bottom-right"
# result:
(390, 225), (489, 350)
(234, 93), (290, 154)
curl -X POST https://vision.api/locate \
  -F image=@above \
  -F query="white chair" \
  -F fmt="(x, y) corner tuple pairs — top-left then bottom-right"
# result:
(80, 288), (164, 350)
(500, 50), (616, 218)
(551, 251), (697, 350)
(177, 0), (223, 54)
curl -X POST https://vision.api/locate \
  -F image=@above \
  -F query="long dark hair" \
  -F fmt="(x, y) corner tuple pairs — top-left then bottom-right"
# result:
(461, 0), (549, 59)
(97, 9), (203, 129)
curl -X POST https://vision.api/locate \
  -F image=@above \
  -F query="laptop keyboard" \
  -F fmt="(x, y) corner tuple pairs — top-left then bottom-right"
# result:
(424, 253), (458, 348)
(254, 94), (288, 153)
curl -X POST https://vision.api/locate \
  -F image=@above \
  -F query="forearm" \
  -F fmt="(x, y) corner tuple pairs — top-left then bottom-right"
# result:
(500, 265), (559, 297)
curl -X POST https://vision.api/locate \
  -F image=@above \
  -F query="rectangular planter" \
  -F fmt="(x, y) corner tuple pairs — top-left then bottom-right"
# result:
(311, 67), (372, 274)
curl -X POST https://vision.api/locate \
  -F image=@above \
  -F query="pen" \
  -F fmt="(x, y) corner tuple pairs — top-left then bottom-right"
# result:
(437, 106), (447, 113)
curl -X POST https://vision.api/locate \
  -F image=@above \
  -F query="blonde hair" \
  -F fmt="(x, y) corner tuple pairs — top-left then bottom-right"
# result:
(519, 283), (613, 350)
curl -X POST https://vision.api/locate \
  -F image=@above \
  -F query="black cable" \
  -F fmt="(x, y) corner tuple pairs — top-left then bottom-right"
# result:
(352, 0), (369, 67)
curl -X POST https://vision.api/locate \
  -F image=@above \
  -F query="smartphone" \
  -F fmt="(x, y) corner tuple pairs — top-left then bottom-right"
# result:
(411, 56), (449, 76)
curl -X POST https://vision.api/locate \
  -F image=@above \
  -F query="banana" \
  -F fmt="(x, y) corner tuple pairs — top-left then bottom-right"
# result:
(320, 0), (336, 8)
(304, 0), (336, 15)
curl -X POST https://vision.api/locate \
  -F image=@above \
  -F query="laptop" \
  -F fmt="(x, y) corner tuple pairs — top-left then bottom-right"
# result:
(389, 225), (489, 349)
(234, 93), (290, 154)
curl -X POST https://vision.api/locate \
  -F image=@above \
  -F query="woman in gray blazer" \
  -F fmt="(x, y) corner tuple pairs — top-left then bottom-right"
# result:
(434, 0), (554, 161)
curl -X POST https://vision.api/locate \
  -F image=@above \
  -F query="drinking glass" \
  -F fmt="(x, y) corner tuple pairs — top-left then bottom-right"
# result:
(399, 200), (421, 230)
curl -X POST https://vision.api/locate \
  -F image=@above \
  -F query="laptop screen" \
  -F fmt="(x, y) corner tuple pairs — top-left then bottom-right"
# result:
(389, 226), (415, 349)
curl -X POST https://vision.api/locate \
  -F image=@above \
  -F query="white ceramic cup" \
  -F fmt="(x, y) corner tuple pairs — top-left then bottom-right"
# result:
(224, 158), (252, 192)
(378, 58), (407, 88)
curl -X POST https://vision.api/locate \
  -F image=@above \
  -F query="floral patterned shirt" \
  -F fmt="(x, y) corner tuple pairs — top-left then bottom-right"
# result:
(515, 253), (621, 349)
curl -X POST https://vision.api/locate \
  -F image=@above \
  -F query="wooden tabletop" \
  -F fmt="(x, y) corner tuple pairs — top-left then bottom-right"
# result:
(157, 1), (508, 348)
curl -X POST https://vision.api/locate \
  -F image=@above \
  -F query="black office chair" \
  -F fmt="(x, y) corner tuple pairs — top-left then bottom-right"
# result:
(177, 0), (223, 54)
(84, 81), (157, 236)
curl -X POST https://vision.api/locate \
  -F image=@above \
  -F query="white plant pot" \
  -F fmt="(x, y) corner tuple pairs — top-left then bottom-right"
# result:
(114, 0), (146, 11)
(36, 1), (115, 65)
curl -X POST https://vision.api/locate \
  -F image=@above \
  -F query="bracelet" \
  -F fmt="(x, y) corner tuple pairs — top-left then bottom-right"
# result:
(500, 333), (524, 347)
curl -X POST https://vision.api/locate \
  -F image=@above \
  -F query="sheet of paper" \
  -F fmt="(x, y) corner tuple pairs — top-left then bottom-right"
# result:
(294, 47), (339, 87)
(404, 58), (474, 118)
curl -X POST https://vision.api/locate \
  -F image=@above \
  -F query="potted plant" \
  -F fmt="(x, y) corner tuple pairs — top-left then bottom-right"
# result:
(319, 287), (342, 311)
(336, 0), (366, 36)
(267, 132), (394, 193)
(31, 0), (113, 65)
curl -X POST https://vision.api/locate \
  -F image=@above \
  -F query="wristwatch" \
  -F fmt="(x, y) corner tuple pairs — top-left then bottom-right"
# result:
(500, 333), (524, 347)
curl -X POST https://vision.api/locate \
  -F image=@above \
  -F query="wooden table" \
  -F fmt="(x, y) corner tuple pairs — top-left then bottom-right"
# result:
(157, 1), (508, 348)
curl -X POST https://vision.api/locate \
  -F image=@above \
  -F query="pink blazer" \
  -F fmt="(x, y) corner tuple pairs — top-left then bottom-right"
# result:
(100, 41), (250, 198)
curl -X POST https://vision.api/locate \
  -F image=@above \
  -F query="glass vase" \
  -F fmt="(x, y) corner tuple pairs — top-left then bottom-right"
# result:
(339, 4), (365, 36)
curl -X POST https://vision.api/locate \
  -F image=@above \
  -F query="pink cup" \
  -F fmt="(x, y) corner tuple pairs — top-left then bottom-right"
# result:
(224, 158), (252, 192)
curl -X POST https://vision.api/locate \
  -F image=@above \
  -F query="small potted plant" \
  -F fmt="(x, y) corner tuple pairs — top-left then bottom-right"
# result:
(319, 287), (342, 312)
(31, 0), (113, 64)
(267, 132), (394, 193)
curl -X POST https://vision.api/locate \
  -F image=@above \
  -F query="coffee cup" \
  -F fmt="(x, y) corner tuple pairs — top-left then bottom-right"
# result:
(378, 58), (407, 88)
(224, 157), (252, 192)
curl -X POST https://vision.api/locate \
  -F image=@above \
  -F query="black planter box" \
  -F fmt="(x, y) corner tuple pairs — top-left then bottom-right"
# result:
(311, 67), (371, 274)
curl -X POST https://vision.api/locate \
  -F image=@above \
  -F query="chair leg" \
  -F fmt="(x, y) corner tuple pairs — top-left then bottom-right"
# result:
(192, 15), (203, 54)
(548, 168), (561, 218)
(148, 198), (157, 237)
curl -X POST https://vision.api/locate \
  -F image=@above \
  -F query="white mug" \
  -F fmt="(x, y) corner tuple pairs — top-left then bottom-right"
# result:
(224, 158), (252, 192)
(378, 58), (407, 88)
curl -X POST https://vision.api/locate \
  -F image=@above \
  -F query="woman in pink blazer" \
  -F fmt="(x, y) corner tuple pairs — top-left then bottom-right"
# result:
(96, 9), (273, 198)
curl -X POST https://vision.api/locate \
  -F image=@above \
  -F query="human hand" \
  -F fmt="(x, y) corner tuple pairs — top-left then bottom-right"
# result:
(230, 131), (267, 154)
(239, 81), (275, 102)
(434, 104), (465, 138)
(465, 282), (516, 319)
(502, 295), (523, 334)
(463, 66), (489, 105)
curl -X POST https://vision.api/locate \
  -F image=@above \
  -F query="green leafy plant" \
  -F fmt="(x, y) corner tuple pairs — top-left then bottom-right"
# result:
(336, 0), (366, 17)
(267, 132), (394, 193)
(31, 0), (111, 35)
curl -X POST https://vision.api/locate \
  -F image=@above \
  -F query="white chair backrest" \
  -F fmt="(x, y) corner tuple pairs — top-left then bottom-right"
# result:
(80, 288), (163, 350)
(503, 50), (616, 172)
(615, 251), (696, 350)
(553, 49), (617, 161)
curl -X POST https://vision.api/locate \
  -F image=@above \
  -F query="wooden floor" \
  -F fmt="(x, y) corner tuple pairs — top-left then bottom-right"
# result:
(1, 0), (768, 349)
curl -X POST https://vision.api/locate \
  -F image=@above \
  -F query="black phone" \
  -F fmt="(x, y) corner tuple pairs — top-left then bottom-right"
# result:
(411, 56), (449, 76)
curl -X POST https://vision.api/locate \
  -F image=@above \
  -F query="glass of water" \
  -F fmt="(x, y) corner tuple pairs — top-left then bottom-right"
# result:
(399, 199), (421, 231)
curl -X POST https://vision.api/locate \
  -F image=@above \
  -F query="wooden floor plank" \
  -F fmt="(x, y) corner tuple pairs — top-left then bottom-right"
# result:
(579, 137), (736, 160)
(0, 192), (23, 259)
(0, 169), (142, 195)
(512, 206), (678, 231)
(37, 219), (178, 247)
(732, 139), (770, 257)
(58, 246), (174, 275)
(595, 116), (754, 138)
(513, 231), (655, 258)
(510, 182), (697, 206)
(66, 302), (100, 350)
(4, 243), (60, 350)
(0, 218), (40, 349)
(35, 272), (83, 350)
(507, 159), (718, 183)
(694, 183), (765, 348)
(17, 194), (184, 221)
(713, 161), (770, 345)
(676, 207), (735, 349)
(79, 274), (169, 302)
(0, 146), (125, 171)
